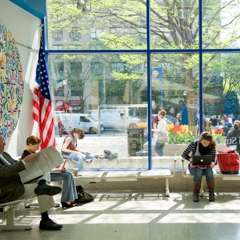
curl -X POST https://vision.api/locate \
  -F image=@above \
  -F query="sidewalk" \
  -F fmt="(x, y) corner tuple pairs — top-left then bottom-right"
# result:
(56, 135), (129, 158)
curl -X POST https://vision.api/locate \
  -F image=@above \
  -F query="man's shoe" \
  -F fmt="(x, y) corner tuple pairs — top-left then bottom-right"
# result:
(39, 219), (62, 230)
(34, 183), (61, 196)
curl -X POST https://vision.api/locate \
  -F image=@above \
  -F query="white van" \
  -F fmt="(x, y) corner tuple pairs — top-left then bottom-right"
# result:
(90, 109), (140, 129)
(53, 112), (74, 134)
(64, 113), (104, 134)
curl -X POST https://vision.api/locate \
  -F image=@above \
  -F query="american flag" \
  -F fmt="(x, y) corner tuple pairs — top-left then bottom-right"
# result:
(33, 43), (55, 149)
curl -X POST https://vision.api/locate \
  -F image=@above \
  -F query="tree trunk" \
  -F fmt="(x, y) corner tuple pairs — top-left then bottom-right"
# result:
(184, 67), (196, 134)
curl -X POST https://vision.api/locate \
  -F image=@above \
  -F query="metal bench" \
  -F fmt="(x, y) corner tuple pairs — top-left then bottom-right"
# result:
(0, 199), (31, 230)
(71, 159), (177, 197)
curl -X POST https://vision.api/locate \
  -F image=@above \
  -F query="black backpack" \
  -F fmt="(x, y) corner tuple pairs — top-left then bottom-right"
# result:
(75, 185), (94, 204)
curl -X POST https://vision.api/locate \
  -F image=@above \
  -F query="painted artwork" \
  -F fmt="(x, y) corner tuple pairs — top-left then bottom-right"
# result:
(0, 23), (24, 138)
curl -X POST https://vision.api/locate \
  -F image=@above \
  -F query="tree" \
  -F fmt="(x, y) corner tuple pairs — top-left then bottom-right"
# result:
(203, 53), (240, 117)
(47, 0), (240, 131)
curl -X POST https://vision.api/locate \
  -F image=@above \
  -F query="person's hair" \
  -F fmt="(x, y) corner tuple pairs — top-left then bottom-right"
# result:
(26, 136), (42, 146)
(158, 109), (166, 117)
(72, 128), (85, 139)
(199, 131), (216, 151)
(231, 120), (240, 131)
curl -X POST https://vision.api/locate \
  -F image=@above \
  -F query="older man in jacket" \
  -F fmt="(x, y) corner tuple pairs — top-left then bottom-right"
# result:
(0, 133), (62, 230)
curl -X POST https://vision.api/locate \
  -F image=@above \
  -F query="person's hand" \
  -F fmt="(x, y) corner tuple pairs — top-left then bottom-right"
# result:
(210, 162), (215, 168)
(23, 153), (39, 163)
(189, 157), (192, 162)
(84, 152), (89, 155)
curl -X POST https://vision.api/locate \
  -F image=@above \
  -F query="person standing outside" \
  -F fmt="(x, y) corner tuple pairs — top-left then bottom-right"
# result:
(226, 120), (240, 153)
(224, 114), (229, 124)
(57, 118), (65, 137)
(209, 115), (218, 127)
(153, 109), (168, 156)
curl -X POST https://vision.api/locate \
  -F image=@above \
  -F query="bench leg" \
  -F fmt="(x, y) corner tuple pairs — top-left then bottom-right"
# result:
(165, 178), (170, 197)
(200, 179), (204, 197)
(0, 207), (31, 230)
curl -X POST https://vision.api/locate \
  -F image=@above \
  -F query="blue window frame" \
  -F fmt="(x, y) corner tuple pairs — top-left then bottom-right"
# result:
(43, 0), (240, 170)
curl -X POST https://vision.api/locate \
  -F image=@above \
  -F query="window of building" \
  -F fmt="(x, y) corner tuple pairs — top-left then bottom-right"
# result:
(90, 29), (102, 39)
(52, 29), (63, 41)
(91, 62), (103, 74)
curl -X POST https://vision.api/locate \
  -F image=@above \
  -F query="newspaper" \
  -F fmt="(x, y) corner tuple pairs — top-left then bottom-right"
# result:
(19, 146), (64, 184)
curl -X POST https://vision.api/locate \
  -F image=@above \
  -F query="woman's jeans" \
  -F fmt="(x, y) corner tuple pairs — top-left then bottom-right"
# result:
(50, 172), (78, 202)
(62, 153), (95, 170)
(62, 153), (82, 170)
(189, 165), (214, 181)
(155, 142), (165, 156)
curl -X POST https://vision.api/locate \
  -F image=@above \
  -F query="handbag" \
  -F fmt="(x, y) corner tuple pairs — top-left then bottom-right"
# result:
(74, 185), (94, 204)
(217, 150), (239, 174)
(157, 132), (169, 143)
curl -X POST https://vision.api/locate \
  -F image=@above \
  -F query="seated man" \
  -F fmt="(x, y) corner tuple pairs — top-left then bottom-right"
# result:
(0, 132), (62, 230)
(209, 115), (218, 127)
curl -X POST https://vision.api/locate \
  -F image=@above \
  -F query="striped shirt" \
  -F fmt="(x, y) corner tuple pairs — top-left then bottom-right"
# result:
(182, 140), (216, 164)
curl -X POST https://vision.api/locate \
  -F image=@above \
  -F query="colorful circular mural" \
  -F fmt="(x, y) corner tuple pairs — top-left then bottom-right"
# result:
(0, 23), (24, 138)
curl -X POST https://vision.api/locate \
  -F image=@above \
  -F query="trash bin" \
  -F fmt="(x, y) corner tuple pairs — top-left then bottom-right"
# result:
(127, 127), (145, 156)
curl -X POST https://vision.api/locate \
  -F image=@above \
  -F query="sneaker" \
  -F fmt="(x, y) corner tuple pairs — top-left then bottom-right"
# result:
(39, 219), (62, 230)
(34, 183), (61, 196)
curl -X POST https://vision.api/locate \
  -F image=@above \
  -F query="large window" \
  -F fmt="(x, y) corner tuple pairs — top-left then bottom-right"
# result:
(49, 54), (148, 169)
(46, 0), (240, 170)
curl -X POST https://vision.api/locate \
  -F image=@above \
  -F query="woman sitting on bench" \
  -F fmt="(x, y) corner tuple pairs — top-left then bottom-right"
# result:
(22, 136), (78, 208)
(61, 128), (96, 170)
(182, 131), (216, 202)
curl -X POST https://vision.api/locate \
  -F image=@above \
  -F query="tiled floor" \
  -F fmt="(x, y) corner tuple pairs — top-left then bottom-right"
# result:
(1, 192), (240, 240)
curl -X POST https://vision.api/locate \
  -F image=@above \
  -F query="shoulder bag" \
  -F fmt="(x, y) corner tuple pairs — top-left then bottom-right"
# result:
(157, 121), (169, 143)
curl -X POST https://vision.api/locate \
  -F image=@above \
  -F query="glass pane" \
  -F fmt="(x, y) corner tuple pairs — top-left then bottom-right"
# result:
(150, 53), (199, 169)
(48, 54), (148, 169)
(203, 53), (240, 148)
(151, 0), (199, 49)
(47, 0), (147, 50)
(203, 0), (240, 49)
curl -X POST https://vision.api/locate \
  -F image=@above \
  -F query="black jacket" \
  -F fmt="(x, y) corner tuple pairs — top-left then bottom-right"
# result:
(226, 129), (240, 152)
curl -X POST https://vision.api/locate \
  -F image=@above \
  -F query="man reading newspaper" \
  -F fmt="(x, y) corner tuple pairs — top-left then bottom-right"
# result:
(0, 133), (63, 230)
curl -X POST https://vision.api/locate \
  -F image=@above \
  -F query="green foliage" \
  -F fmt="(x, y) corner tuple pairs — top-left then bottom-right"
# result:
(47, 0), (240, 116)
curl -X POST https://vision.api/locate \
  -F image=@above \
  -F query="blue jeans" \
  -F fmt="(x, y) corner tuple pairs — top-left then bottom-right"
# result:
(50, 172), (78, 202)
(62, 153), (82, 170)
(155, 142), (165, 156)
(189, 165), (214, 181)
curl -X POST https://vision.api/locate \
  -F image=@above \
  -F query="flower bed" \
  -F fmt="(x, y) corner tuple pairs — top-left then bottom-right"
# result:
(167, 124), (226, 144)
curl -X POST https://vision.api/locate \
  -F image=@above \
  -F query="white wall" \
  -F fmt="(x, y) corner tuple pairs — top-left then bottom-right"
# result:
(0, 0), (41, 156)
